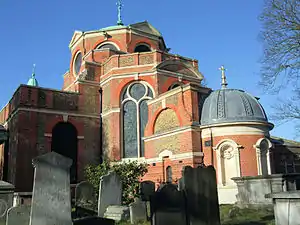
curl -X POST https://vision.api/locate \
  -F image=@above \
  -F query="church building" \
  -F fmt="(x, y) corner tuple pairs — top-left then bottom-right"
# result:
(0, 7), (300, 204)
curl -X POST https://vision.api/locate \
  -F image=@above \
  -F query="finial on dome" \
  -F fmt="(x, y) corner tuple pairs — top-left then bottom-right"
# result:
(116, 0), (124, 26)
(32, 64), (36, 77)
(219, 65), (228, 89)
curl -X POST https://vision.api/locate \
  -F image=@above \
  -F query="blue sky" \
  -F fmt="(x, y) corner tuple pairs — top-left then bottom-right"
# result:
(0, 0), (297, 140)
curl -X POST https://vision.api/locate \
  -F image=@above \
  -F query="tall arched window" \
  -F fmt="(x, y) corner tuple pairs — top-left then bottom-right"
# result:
(122, 82), (153, 158)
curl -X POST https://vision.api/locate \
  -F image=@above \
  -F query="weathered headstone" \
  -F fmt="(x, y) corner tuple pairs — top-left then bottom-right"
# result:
(140, 180), (155, 202)
(75, 181), (96, 209)
(6, 205), (30, 225)
(104, 205), (130, 222)
(98, 171), (122, 217)
(129, 198), (147, 224)
(183, 165), (221, 225)
(29, 152), (73, 225)
(151, 183), (188, 225)
(0, 181), (14, 223)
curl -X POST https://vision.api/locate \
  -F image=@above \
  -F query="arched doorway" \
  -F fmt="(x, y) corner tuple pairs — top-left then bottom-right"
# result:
(51, 122), (78, 183)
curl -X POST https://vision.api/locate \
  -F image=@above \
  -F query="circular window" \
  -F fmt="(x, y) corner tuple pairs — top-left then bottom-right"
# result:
(74, 52), (82, 75)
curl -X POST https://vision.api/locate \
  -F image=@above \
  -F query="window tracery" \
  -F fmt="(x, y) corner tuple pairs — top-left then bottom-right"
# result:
(121, 82), (153, 158)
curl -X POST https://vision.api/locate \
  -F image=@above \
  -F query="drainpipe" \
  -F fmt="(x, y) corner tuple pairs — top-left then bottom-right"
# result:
(99, 88), (103, 164)
(209, 127), (214, 166)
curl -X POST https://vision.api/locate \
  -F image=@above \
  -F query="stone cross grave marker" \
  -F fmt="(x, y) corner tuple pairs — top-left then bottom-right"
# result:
(151, 183), (188, 225)
(75, 181), (96, 210)
(183, 165), (221, 225)
(29, 152), (73, 225)
(98, 171), (122, 217)
(6, 205), (30, 225)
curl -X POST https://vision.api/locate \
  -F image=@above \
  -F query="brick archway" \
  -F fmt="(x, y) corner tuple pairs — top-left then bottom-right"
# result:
(51, 122), (78, 183)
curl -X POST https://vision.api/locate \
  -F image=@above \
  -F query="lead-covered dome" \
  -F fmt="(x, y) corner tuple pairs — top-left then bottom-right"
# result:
(201, 89), (271, 126)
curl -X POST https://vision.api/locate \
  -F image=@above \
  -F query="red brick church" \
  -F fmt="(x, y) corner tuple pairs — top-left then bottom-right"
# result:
(0, 8), (299, 204)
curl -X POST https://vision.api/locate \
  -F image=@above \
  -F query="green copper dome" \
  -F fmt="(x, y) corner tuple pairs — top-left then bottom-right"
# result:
(27, 64), (39, 87)
(27, 74), (38, 87)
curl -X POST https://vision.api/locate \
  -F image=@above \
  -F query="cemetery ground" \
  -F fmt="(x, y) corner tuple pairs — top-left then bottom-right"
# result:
(115, 205), (275, 225)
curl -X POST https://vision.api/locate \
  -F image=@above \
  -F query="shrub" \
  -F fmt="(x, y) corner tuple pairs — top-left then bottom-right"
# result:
(84, 160), (148, 205)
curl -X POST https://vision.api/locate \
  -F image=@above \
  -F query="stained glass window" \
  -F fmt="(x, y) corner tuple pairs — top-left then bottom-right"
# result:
(122, 82), (153, 158)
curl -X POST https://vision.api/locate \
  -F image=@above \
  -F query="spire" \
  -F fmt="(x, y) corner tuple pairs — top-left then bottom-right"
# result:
(219, 65), (228, 89)
(27, 64), (39, 87)
(117, 0), (124, 26)
(32, 64), (36, 78)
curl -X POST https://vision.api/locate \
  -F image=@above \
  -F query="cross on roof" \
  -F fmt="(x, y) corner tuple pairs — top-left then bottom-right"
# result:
(219, 65), (228, 89)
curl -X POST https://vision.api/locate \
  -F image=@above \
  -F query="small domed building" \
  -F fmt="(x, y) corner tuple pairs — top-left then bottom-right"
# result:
(200, 68), (274, 203)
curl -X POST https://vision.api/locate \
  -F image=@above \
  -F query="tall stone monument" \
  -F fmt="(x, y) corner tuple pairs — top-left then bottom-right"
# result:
(29, 152), (73, 225)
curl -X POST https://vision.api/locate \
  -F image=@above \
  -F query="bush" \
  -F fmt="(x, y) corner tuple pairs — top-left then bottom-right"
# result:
(84, 160), (148, 205)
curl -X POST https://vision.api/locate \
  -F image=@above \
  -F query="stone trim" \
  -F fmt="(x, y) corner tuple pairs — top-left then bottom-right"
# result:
(44, 133), (84, 139)
(200, 121), (274, 130)
(253, 138), (273, 176)
(100, 72), (154, 86)
(143, 126), (199, 142)
(3, 107), (99, 127)
(201, 124), (271, 138)
(102, 108), (121, 117)
(120, 152), (204, 164)
(213, 139), (242, 186)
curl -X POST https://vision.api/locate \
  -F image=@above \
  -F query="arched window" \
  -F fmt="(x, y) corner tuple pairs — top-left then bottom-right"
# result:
(122, 82), (154, 158)
(168, 83), (181, 91)
(134, 44), (151, 53)
(74, 52), (82, 75)
(166, 166), (172, 183)
(255, 138), (272, 175)
(97, 43), (119, 51)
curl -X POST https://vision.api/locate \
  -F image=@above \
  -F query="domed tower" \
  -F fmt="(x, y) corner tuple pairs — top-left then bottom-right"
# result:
(200, 66), (274, 204)
(27, 64), (39, 87)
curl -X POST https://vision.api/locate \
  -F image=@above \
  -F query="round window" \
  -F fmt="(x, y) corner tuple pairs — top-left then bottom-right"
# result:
(74, 52), (82, 75)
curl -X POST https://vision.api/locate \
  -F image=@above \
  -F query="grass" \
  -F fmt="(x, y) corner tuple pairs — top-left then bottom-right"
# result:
(4, 205), (275, 225)
(116, 205), (275, 225)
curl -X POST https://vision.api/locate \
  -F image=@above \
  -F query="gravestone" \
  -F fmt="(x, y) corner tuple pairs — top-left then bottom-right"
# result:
(182, 165), (221, 225)
(104, 205), (130, 222)
(29, 152), (73, 225)
(140, 181), (155, 202)
(129, 198), (147, 224)
(6, 205), (30, 225)
(151, 183), (188, 225)
(75, 181), (96, 209)
(98, 171), (122, 217)
(0, 181), (14, 223)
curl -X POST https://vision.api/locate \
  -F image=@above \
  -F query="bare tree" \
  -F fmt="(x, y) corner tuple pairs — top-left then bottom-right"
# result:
(259, 0), (300, 91)
(259, 0), (300, 134)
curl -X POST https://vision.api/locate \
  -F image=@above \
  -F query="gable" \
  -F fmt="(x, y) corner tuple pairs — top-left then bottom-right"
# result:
(156, 60), (204, 80)
(129, 21), (162, 37)
(69, 31), (83, 49)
